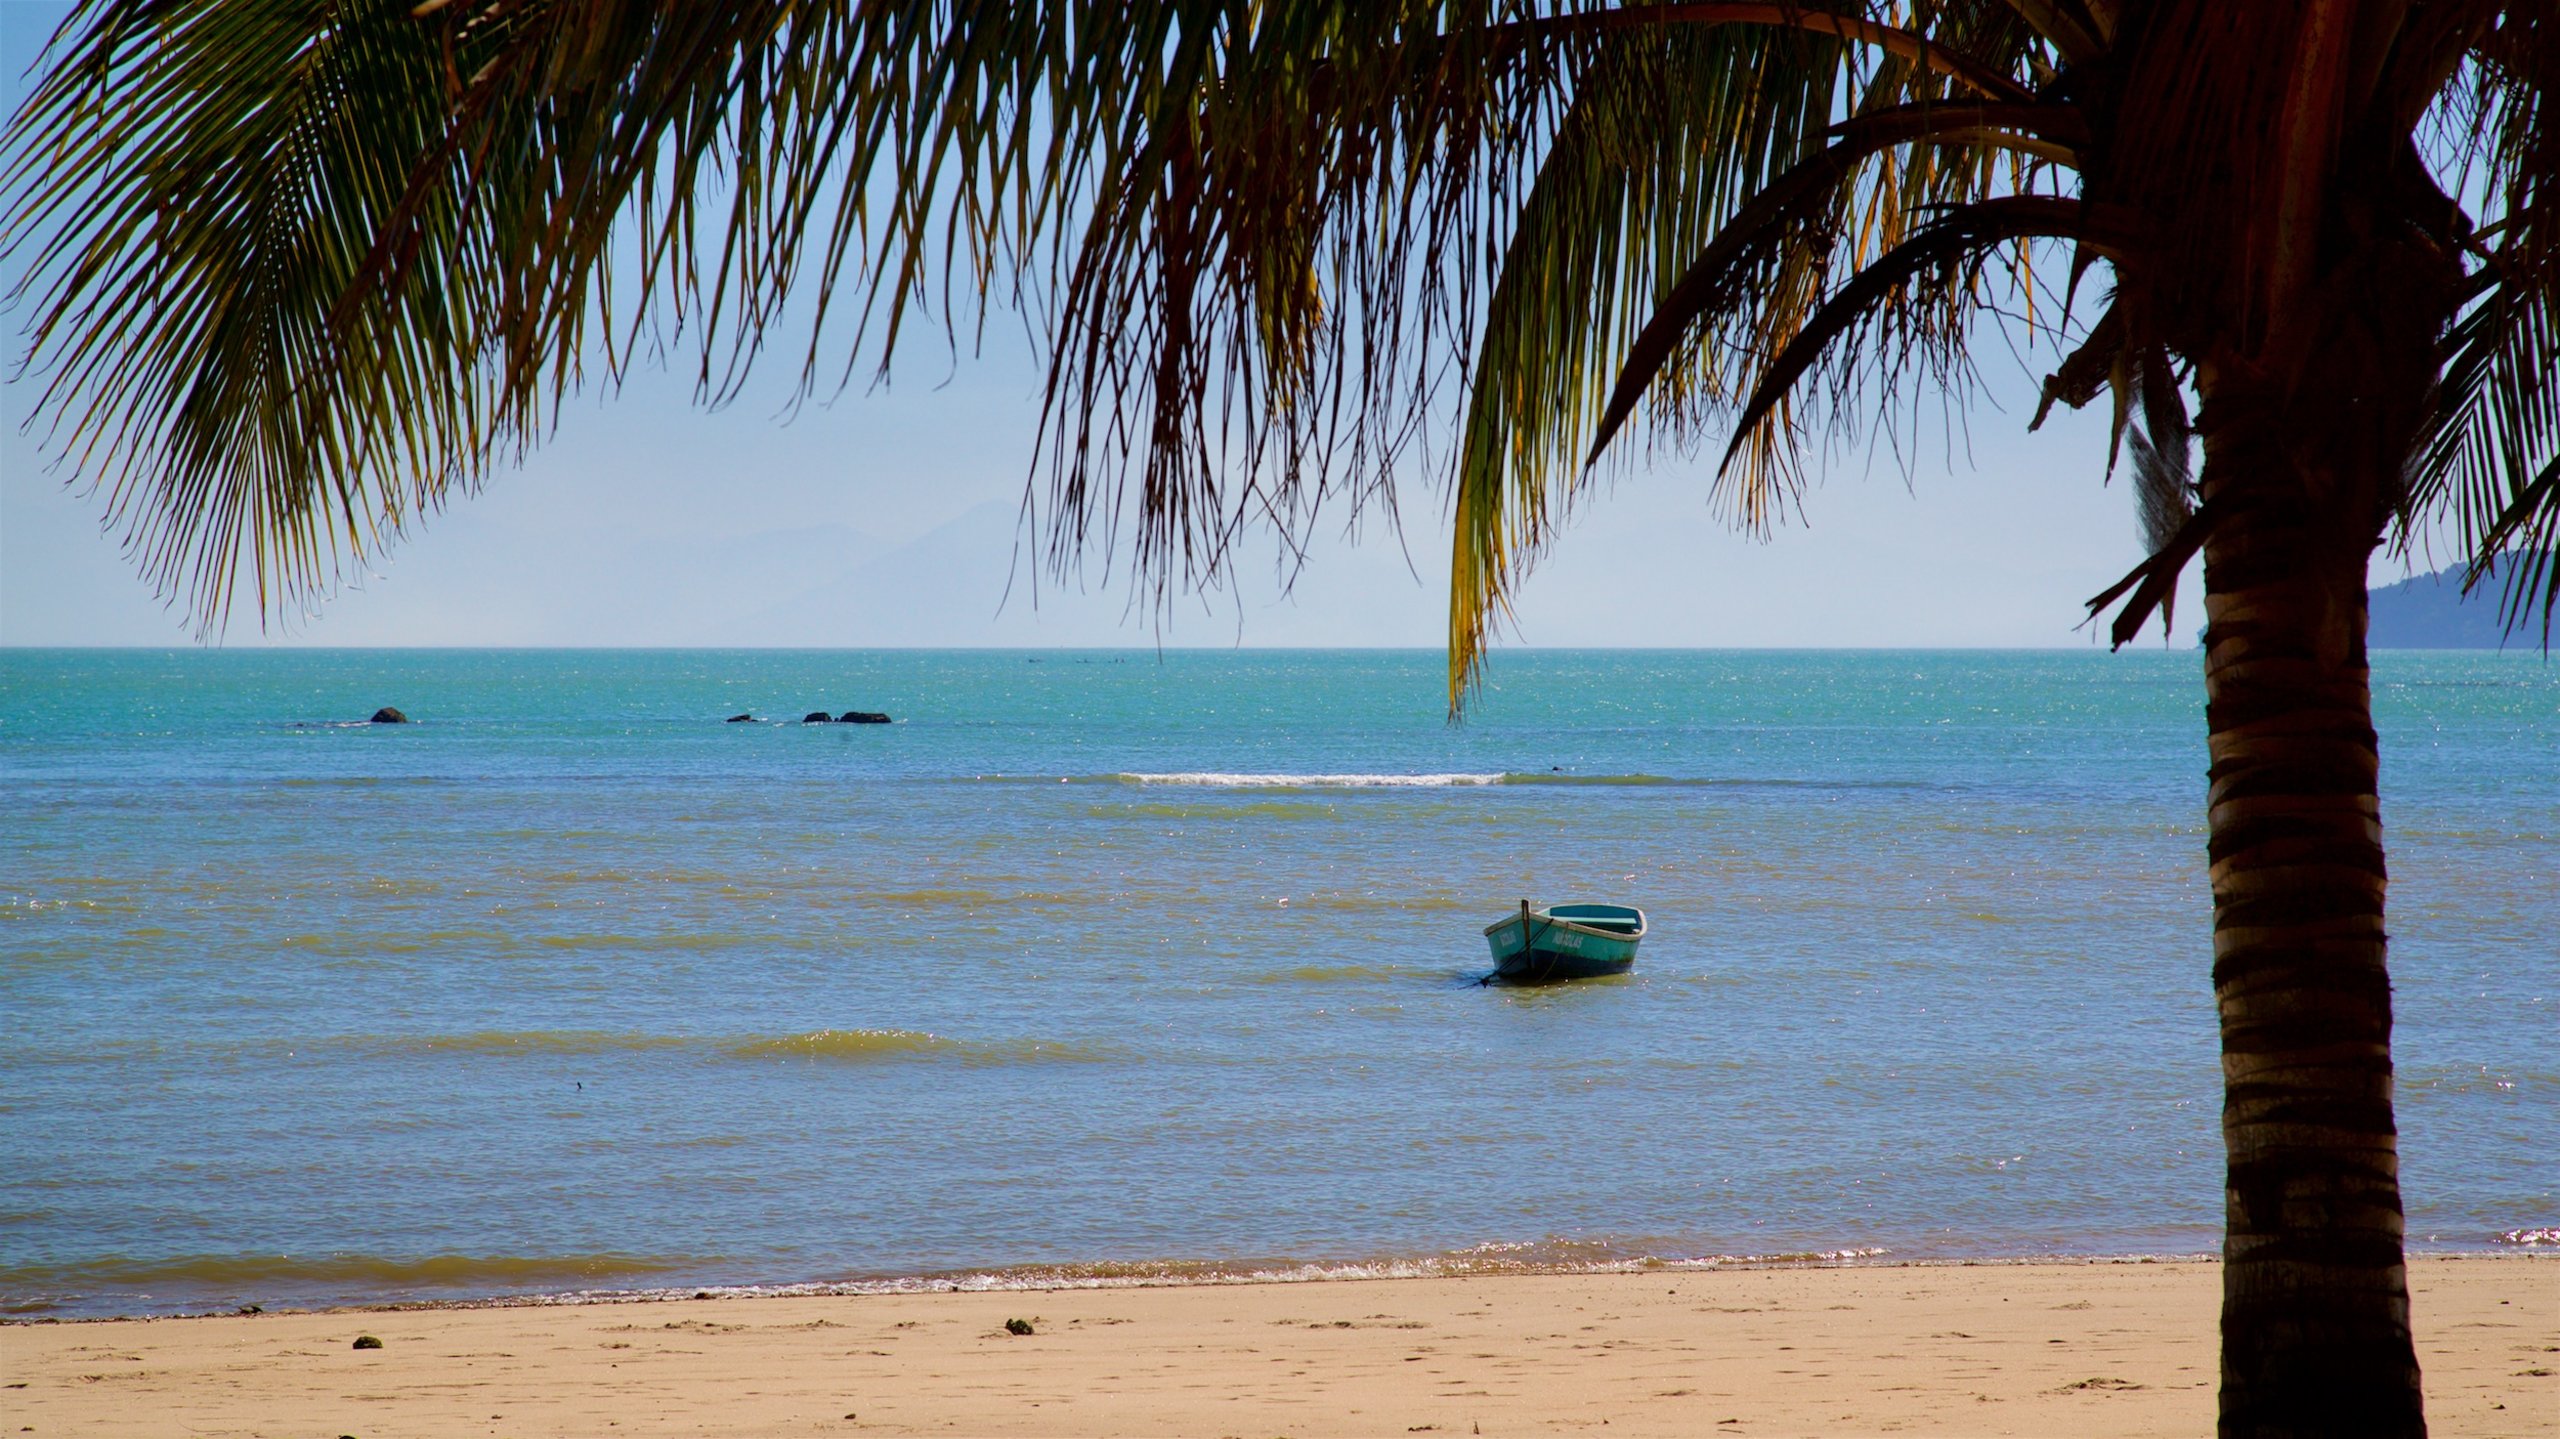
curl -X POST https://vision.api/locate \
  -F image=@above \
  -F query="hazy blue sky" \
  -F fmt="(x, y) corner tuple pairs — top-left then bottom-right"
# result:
(0, 3), (2230, 650)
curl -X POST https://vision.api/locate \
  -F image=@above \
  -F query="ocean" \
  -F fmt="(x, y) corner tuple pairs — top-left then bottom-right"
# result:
(2, 648), (2551, 1318)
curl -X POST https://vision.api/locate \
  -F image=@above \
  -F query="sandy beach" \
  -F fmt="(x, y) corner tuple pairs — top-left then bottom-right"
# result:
(3, 1257), (2549, 1437)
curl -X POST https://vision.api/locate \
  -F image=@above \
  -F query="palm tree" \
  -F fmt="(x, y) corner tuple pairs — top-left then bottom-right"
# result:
(5, 3), (2551, 1433)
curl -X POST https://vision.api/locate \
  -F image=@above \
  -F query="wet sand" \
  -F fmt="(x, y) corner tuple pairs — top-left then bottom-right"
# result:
(2, 1257), (2550, 1437)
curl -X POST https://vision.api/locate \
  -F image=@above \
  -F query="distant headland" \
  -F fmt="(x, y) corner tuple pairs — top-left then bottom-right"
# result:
(2367, 556), (2552, 649)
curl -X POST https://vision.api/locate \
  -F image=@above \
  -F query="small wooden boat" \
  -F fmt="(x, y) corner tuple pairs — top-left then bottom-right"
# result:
(1483, 900), (1646, 983)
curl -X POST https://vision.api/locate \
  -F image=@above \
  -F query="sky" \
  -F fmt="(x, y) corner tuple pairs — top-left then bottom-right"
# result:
(0, 2), (2227, 651)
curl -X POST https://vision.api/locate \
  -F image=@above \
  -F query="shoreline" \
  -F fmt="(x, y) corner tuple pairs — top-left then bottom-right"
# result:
(18, 1241), (2556, 1326)
(2, 1257), (2547, 1437)
(11, 1248), (2188, 1326)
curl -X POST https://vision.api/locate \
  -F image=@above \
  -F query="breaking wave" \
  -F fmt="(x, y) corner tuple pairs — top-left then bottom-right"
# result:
(967, 771), (1940, 790)
(1112, 772), (1507, 788)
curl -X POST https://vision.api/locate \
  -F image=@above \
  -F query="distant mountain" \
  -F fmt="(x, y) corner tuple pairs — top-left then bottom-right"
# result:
(2367, 556), (2549, 649)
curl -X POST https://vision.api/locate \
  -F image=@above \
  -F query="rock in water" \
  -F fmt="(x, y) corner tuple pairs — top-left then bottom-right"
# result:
(369, 707), (409, 725)
(838, 711), (892, 724)
(725, 713), (757, 723)
(802, 711), (833, 724)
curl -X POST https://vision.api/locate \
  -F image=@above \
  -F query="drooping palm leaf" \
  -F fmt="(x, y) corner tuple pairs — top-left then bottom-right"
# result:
(1448, 22), (1852, 696)
(4, 0), (2554, 654)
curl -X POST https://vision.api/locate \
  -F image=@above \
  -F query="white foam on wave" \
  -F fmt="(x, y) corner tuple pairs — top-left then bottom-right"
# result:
(1114, 772), (1508, 788)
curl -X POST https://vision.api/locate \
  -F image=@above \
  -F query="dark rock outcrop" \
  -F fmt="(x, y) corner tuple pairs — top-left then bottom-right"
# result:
(838, 711), (892, 724)
(802, 711), (833, 724)
(369, 707), (409, 724)
(726, 713), (757, 723)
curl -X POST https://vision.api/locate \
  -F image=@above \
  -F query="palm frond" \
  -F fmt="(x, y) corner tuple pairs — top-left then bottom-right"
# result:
(1715, 196), (2087, 465)
(1446, 14), (2078, 700)
(1448, 22), (1850, 700)
(1589, 100), (2084, 465)
(6, 0), (2549, 667)
(4, 1), (477, 625)
(2397, 5), (2559, 640)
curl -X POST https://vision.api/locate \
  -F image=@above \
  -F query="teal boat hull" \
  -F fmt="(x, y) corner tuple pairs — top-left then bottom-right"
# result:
(1484, 902), (1646, 983)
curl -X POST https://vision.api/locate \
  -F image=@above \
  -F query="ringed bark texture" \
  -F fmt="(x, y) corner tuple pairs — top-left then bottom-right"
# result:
(2198, 398), (2422, 1437)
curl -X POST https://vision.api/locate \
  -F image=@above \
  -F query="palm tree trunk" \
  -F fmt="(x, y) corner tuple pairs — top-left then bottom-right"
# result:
(2198, 412), (2425, 1437)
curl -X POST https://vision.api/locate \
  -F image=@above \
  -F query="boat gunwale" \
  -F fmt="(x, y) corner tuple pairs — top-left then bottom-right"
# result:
(1481, 907), (1649, 942)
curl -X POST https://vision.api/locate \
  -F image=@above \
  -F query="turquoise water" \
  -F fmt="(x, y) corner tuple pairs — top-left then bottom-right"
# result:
(2, 649), (2552, 1317)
